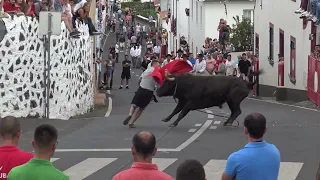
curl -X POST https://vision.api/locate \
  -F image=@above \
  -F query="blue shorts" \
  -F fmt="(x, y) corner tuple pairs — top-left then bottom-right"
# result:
(106, 68), (113, 77)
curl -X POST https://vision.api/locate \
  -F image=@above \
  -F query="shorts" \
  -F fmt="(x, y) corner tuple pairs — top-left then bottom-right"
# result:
(121, 71), (131, 79)
(120, 42), (125, 47)
(131, 87), (154, 109)
(106, 68), (113, 77)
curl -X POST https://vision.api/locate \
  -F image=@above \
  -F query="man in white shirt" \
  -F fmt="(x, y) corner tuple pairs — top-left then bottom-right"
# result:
(192, 54), (206, 75)
(153, 44), (161, 58)
(135, 23), (141, 35)
(115, 43), (119, 63)
(130, 46), (139, 68)
(225, 54), (237, 76)
(123, 60), (160, 128)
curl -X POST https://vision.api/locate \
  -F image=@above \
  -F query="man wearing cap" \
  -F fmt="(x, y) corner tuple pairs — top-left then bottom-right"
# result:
(191, 53), (206, 75)
(176, 49), (184, 58)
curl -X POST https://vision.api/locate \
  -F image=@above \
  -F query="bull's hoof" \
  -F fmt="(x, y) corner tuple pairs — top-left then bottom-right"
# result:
(169, 123), (177, 127)
(162, 118), (170, 122)
(223, 121), (233, 126)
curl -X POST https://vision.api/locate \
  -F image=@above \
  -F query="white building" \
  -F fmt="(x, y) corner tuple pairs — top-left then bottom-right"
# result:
(188, 0), (255, 54)
(254, 0), (316, 102)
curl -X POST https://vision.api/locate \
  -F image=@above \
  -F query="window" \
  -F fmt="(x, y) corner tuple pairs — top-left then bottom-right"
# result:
(279, 29), (284, 59)
(243, 9), (253, 21)
(200, 6), (202, 28)
(290, 36), (296, 84)
(255, 33), (259, 57)
(196, 1), (198, 24)
(269, 23), (274, 65)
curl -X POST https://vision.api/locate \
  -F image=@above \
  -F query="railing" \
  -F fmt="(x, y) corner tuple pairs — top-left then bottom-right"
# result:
(307, 55), (320, 107)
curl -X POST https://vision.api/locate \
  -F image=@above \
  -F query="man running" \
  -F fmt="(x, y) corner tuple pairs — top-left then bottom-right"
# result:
(123, 60), (160, 128)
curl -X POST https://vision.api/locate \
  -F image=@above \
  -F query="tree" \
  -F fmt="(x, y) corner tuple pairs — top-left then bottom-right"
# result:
(229, 15), (254, 52)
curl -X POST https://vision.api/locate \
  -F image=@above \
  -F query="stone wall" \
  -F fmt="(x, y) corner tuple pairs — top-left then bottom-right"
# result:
(0, 16), (94, 120)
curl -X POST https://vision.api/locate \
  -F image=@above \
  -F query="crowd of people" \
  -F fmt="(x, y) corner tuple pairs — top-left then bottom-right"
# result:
(0, 113), (284, 180)
(0, 0), (100, 38)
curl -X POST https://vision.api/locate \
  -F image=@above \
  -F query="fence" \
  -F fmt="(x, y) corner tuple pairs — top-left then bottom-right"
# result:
(307, 55), (320, 107)
(0, 16), (94, 120)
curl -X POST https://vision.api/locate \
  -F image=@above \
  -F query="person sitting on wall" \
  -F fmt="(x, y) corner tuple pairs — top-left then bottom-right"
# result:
(72, 1), (100, 36)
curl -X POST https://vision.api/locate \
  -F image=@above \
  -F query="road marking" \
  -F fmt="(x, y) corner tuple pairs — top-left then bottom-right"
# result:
(175, 120), (212, 151)
(188, 128), (197, 133)
(56, 121), (212, 152)
(209, 126), (217, 129)
(105, 97), (112, 117)
(247, 97), (320, 112)
(213, 121), (221, 125)
(56, 148), (178, 152)
(64, 158), (117, 180)
(136, 74), (139, 76)
(102, 31), (111, 50)
(50, 158), (59, 162)
(204, 159), (304, 180)
(205, 109), (214, 118)
(194, 123), (202, 127)
(152, 158), (178, 171)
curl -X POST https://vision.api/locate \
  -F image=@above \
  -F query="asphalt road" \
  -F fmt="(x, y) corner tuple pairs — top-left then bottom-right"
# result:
(15, 17), (320, 180)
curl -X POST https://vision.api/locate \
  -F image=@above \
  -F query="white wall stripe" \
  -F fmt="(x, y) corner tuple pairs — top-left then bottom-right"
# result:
(204, 160), (304, 180)
(152, 158), (178, 171)
(50, 158), (59, 162)
(64, 158), (117, 180)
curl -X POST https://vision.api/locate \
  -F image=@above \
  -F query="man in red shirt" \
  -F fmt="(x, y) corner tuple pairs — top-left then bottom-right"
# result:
(3, 0), (20, 13)
(0, 116), (33, 180)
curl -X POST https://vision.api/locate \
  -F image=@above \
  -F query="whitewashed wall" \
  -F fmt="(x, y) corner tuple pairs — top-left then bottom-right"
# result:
(254, 0), (309, 90)
(0, 16), (94, 120)
(204, 1), (254, 39)
(188, 0), (205, 54)
(177, 0), (189, 44)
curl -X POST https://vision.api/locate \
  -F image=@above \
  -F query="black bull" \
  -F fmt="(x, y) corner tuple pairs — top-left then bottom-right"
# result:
(156, 71), (263, 127)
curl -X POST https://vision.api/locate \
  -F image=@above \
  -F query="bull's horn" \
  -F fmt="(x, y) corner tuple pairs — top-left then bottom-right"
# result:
(165, 69), (175, 81)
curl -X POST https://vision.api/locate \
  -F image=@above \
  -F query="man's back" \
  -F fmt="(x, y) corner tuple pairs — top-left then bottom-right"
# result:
(113, 162), (173, 180)
(8, 159), (69, 180)
(226, 141), (280, 180)
(0, 146), (33, 180)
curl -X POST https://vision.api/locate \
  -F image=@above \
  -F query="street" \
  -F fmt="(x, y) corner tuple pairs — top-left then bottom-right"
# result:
(15, 18), (320, 180)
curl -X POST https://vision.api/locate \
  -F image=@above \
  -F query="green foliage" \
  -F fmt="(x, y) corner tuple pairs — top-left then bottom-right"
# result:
(121, 1), (156, 19)
(229, 15), (254, 52)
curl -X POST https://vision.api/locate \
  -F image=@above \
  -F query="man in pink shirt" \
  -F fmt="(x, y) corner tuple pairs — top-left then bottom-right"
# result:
(113, 131), (174, 180)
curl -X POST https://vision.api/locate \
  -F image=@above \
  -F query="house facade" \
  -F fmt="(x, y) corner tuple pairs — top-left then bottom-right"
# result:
(188, 0), (255, 54)
(254, 0), (318, 102)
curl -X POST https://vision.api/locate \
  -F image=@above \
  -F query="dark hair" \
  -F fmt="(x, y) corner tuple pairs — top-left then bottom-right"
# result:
(132, 131), (156, 158)
(0, 116), (20, 138)
(34, 124), (58, 148)
(242, 53), (247, 56)
(227, 54), (231, 57)
(243, 113), (266, 139)
(176, 159), (206, 180)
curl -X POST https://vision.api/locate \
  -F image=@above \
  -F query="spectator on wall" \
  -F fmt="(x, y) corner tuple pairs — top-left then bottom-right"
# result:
(72, 1), (100, 36)
(54, 0), (80, 38)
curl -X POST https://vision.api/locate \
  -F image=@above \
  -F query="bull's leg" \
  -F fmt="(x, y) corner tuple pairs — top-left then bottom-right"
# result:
(162, 100), (186, 122)
(169, 101), (192, 127)
(223, 92), (248, 126)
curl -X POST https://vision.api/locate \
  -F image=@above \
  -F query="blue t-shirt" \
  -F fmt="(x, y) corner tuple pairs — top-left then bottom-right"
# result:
(225, 141), (280, 180)
(188, 58), (196, 65)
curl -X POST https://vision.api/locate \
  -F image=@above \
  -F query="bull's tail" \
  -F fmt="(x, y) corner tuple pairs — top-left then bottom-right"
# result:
(245, 69), (264, 89)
